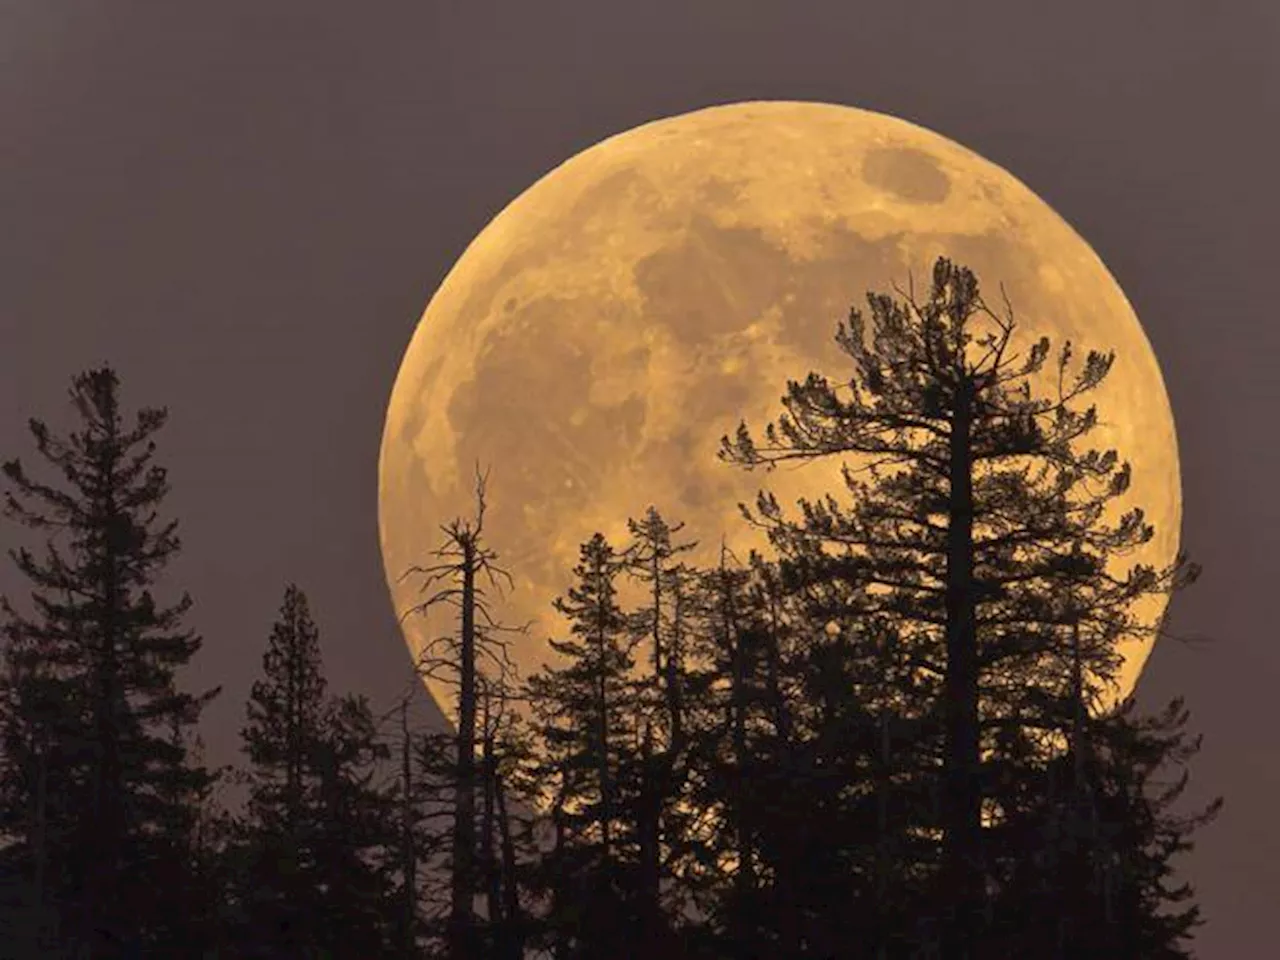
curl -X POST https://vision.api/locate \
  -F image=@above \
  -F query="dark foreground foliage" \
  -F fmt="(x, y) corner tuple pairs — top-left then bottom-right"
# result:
(0, 262), (1219, 959)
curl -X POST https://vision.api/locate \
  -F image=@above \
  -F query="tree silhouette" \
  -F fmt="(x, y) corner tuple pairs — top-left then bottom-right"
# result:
(525, 531), (642, 958)
(0, 274), (1221, 959)
(231, 583), (399, 958)
(722, 258), (1202, 956)
(0, 366), (218, 956)
(228, 583), (331, 956)
(622, 507), (700, 952)
(400, 465), (523, 960)
(232, 583), (330, 955)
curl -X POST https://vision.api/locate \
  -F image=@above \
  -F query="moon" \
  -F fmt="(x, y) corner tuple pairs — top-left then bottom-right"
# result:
(379, 101), (1180, 724)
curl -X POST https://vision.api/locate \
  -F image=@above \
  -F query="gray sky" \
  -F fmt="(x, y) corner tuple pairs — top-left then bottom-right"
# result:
(1, 3), (1275, 954)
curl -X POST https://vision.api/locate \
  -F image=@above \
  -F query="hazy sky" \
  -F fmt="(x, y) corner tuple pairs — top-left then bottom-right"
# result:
(1, 3), (1275, 954)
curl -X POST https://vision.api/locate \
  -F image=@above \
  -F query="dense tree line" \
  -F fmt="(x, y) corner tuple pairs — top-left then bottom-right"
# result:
(0, 260), (1219, 959)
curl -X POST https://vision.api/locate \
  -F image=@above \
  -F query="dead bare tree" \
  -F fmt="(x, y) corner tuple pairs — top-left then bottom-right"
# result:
(399, 465), (525, 960)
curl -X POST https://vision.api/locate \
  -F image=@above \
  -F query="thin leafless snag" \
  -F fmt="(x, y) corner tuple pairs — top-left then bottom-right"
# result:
(398, 463), (530, 960)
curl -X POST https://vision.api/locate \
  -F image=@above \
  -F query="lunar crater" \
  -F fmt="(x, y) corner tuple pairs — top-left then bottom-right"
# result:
(862, 146), (952, 204)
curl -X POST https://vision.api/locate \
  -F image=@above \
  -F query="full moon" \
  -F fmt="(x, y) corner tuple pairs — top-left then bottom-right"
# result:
(379, 101), (1180, 724)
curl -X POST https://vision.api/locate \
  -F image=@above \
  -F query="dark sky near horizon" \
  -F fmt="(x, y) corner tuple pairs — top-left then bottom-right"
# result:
(1, 2), (1276, 954)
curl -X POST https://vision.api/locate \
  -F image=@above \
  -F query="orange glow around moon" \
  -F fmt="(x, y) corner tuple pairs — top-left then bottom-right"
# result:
(378, 101), (1181, 725)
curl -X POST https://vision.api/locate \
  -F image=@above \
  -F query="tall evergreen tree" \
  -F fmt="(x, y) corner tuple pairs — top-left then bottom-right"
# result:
(622, 507), (700, 952)
(233, 583), (397, 958)
(525, 532), (641, 959)
(687, 545), (762, 950)
(734, 550), (938, 955)
(0, 366), (218, 956)
(722, 259), (1203, 956)
(680, 549), (903, 957)
(232, 583), (330, 957)
(624, 507), (697, 748)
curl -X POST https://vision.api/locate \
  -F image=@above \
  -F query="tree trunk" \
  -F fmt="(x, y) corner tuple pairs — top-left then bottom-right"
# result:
(481, 731), (504, 940)
(400, 700), (418, 959)
(637, 726), (663, 955)
(941, 385), (983, 959)
(494, 772), (524, 960)
(85, 522), (124, 959)
(31, 732), (51, 954)
(722, 566), (757, 952)
(651, 551), (663, 680)
(666, 580), (685, 752)
(728, 589), (753, 897)
(450, 537), (478, 960)
(595, 612), (613, 858)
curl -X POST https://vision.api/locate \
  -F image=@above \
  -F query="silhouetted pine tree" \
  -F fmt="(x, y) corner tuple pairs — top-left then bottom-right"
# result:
(721, 258), (1202, 956)
(0, 366), (219, 957)
(229, 583), (331, 957)
(525, 532), (641, 959)
(678, 548), (921, 958)
(621, 507), (700, 952)
(230, 583), (398, 958)
(747, 548), (938, 956)
(624, 508), (697, 749)
(683, 545), (765, 953)
(706, 554), (802, 957)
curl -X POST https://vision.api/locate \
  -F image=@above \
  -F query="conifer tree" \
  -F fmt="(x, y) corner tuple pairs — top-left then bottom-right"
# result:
(690, 545), (761, 945)
(525, 532), (641, 958)
(753, 541), (939, 955)
(624, 507), (697, 749)
(0, 366), (218, 956)
(721, 259), (1201, 956)
(233, 583), (330, 956)
(233, 583), (398, 958)
(1091, 698), (1221, 956)
(684, 549), (906, 956)
(622, 507), (700, 950)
